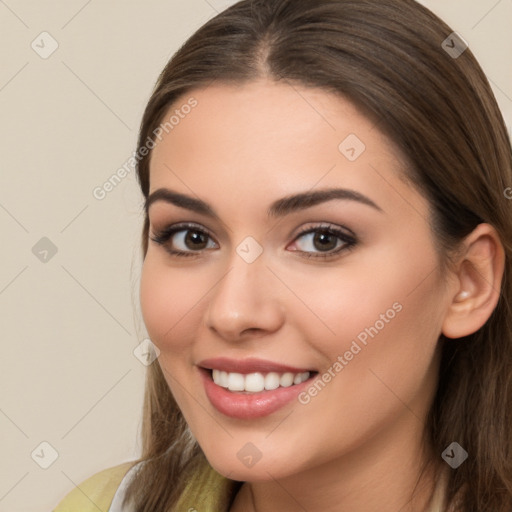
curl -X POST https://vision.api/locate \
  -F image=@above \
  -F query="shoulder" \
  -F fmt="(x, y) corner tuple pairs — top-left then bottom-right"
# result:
(53, 461), (136, 512)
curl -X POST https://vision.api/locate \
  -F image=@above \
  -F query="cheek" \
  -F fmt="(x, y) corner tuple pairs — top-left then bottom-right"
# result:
(282, 267), (410, 350)
(139, 256), (203, 353)
(289, 240), (444, 402)
(304, 241), (440, 340)
(304, 257), (443, 417)
(286, 278), (443, 467)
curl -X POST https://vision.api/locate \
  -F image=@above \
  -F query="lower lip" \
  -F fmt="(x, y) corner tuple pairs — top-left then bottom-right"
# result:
(199, 367), (315, 419)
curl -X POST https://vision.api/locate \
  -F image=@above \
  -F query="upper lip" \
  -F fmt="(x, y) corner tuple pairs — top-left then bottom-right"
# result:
(198, 357), (314, 374)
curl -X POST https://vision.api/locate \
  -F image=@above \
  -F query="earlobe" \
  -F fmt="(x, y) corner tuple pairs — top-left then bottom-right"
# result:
(441, 223), (505, 340)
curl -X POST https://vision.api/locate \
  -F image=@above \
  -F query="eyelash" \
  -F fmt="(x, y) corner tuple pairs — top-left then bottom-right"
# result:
(149, 222), (357, 260)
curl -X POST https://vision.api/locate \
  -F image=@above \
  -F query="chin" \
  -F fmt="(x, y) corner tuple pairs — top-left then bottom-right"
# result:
(200, 442), (299, 482)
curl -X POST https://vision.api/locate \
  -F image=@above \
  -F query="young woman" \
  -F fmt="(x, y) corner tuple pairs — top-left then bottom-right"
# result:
(54, 0), (512, 510)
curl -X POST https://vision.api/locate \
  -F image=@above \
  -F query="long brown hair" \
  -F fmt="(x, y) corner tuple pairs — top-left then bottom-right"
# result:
(123, 0), (512, 510)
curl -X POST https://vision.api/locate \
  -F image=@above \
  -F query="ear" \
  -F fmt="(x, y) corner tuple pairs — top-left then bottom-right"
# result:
(442, 223), (505, 339)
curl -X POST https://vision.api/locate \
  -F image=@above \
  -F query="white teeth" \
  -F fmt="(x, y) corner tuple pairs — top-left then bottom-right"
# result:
(264, 372), (280, 390)
(219, 370), (229, 388)
(245, 373), (265, 392)
(227, 372), (245, 391)
(280, 372), (294, 387)
(211, 370), (311, 392)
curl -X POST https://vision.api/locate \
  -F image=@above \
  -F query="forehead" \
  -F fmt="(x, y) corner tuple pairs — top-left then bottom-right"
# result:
(148, 80), (420, 219)
(151, 80), (388, 165)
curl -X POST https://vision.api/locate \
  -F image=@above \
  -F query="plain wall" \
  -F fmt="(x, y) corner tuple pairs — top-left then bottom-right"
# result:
(0, 1), (510, 510)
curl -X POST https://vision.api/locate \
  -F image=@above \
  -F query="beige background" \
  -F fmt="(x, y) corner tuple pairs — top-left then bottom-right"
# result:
(0, 1), (510, 511)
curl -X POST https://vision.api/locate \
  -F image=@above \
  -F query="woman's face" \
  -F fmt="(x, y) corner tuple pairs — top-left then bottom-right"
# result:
(140, 80), (454, 481)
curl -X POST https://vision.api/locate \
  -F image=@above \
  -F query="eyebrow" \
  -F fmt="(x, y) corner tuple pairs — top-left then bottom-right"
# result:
(144, 187), (383, 219)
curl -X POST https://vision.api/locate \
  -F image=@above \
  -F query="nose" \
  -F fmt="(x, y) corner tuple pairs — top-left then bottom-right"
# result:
(204, 252), (285, 342)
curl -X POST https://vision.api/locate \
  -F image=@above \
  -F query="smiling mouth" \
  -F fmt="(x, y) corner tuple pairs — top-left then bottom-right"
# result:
(207, 368), (318, 393)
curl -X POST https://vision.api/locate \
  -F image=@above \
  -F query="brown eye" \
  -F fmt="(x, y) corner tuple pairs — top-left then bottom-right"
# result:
(149, 223), (217, 256)
(311, 231), (339, 251)
(289, 225), (357, 259)
(182, 230), (209, 250)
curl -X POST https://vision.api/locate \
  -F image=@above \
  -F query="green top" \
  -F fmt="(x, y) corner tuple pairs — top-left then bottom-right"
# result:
(53, 458), (456, 511)
(53, 459), (239, 512)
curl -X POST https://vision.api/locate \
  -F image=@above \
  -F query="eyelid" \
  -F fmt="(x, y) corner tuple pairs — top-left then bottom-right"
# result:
(150, 221), (218, 245)
(291, 222), (356, 240)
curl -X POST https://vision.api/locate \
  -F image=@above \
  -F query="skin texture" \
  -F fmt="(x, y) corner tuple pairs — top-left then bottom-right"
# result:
(139, 80), (504, 511)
